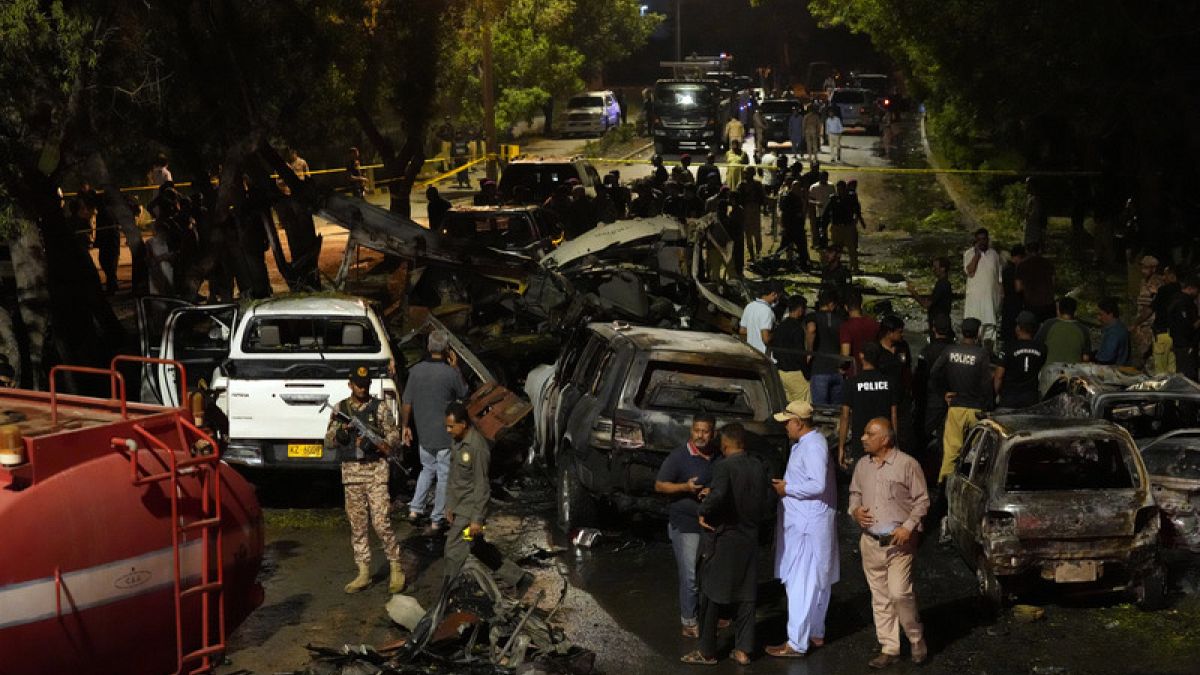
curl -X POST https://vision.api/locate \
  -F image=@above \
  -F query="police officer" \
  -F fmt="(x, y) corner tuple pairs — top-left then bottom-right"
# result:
(929, 318), (993, 484)
(442, 401), (532, 593)
(324, 365), (406, 594)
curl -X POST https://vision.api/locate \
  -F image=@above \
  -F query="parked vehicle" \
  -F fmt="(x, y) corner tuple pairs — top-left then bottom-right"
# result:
(497, 157), (602, 204)
(439, 205), (563, 258)
(524, 322), (788, 532)
(649, 79), (730, 156)
(851, 73), (890, 98)
(757, 98), (801, 145)
(139, 294), (398, 471)
(830, 87), (882, 134)
(1140, 429), (1200, 552)
(944, 415), (1165, 609)
(562, 91), (622, 137)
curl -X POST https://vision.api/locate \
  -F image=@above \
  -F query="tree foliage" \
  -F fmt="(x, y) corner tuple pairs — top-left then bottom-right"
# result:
(440, 0), (660, 132)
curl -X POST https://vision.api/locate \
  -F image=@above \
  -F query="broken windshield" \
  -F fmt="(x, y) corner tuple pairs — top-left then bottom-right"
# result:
(1100, 397), (1200, 442)
(636, 361), (766, 417)
(1004, 437), (1135, 491)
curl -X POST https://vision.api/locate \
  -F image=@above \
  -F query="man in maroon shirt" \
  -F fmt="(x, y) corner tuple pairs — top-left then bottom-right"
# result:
(840, 288), (880, 375)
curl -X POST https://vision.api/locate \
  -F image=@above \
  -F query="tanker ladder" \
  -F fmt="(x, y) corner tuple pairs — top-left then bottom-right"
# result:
(100, 356), (228, 675)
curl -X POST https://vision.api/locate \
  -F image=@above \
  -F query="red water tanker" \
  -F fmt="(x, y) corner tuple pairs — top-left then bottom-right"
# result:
(0, 358), (264, 675)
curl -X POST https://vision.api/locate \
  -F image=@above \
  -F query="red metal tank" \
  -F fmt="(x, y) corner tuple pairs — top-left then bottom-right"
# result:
(0, 361), (264, 675)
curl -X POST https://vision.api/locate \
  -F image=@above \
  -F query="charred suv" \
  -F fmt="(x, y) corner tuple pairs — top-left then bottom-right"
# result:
(944, 416), (1165, 609)
(524, 323), (788, 531)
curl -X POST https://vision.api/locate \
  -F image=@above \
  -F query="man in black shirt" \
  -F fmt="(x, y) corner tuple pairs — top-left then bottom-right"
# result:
(696, 153), (721, 188)
(1151, 264), (1180, 375)
(775, 295), (810, 403)
(426, 185), (452, 232)
(912, 314), (955, 462)
(908, 257), (953, 335)
(1169, 277), (1200, 379)
(806, 287), (846, 406)
(838, 342), (897, 469)
(930, 318), (993, 483)
(994, 312), (1046, 408)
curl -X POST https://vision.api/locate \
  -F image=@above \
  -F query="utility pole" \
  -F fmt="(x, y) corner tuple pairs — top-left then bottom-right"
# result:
(675, 0), (682, 61)
(481, 0), (498, 180)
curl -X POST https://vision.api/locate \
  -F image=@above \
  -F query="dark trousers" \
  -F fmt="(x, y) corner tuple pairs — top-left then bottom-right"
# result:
(1175, 348), (1199, 380)
(698, 595), (755, 658)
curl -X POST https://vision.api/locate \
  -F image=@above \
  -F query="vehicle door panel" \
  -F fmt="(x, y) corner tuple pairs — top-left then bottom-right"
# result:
(567, 346), (622, 490)
(556, 337), (605, 453)
(960, 430), (998, 550)
(541, 328), (591, 455)
(156, 304), (237, 406)
(946, 426), (986, 548)
(137, 296), (193, 403)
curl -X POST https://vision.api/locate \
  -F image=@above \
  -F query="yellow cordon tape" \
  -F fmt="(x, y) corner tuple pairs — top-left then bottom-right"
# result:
(64, 146), (522, 197)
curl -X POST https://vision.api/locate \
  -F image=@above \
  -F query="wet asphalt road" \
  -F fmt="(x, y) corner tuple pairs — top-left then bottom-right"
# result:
(221, 470), (1200, 675)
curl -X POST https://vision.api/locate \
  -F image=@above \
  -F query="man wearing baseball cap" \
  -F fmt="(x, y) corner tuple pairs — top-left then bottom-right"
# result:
(767, 402), (839, 658)
(324, 364), (405, 594)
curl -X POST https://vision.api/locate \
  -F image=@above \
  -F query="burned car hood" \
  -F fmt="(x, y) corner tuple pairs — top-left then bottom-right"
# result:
(541, 217), (686, 269)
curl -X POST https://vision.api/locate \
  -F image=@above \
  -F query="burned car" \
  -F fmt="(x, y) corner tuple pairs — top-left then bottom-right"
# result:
(524, 322), (788, 531)
(944, 416), (1165, 609)
(1139, 429), (1200, 552)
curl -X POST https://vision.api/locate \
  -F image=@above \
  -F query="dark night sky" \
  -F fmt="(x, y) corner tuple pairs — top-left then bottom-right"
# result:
(608, 0), (883, 86)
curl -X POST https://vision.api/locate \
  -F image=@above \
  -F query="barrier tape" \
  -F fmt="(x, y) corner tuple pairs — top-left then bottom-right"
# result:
(63, 145), (520, 198)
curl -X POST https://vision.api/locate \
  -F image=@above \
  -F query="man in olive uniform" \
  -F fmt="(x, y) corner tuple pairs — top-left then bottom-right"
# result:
(324, 365), (406, 594)
(442, 402), (531, 592)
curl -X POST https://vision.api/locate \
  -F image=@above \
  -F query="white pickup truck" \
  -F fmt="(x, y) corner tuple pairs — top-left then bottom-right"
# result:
(137, 294), (398, 470)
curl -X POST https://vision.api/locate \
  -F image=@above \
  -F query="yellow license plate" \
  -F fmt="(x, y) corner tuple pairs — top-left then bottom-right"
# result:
(287, 444), (323, 458)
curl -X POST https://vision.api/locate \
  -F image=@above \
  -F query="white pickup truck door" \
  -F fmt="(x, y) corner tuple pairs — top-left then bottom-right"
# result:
(151, 302), (238, 407)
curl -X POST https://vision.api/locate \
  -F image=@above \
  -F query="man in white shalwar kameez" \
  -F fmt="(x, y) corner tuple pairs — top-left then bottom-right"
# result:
(962, 227), (1003, 345)
(767, 401), (840, 658)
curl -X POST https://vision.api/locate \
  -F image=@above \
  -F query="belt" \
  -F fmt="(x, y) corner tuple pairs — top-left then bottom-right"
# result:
(863, 531), (894, 546)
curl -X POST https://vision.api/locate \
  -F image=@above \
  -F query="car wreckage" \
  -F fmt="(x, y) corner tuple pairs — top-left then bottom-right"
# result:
(1028, 367), (1200, 553)
(944, 415), (1166, 609)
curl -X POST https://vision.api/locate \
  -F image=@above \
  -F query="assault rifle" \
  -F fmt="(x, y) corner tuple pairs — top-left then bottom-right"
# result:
(320, 400), (409, 476)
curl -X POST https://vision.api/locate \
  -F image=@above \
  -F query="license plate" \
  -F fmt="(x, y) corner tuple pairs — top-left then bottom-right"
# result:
(1054, 561), (1098, 583)
(287, 443), (323, 459)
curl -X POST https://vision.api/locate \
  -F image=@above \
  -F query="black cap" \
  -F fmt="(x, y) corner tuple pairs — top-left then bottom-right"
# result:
(349, 364), (372, 387)
(1015, 310), (1038, 326)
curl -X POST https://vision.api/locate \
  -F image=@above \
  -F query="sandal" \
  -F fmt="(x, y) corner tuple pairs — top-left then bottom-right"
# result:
(680, 651), (718, 666)
(731, 649), (752, 666)
(681, 625), (699, 638)
(765, 643), (807, 658)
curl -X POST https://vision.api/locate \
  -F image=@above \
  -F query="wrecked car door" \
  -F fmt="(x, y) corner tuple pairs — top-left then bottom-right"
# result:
(946, 426), (997, 553)
(153, 303), (238, 407)
(556, 336), (608, 459)
(563, 342), (629, 492)
(533, 328), (593, 460)
(136, 296), (192, 403)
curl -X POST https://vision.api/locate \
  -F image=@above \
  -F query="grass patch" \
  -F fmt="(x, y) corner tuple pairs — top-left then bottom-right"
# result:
(580, 123), (641, 158)
(264, 508), (347, 530)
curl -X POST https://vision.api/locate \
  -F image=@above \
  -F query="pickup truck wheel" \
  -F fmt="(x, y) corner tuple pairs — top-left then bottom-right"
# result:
(1134, 564), (1167, 611)
(556, 457), (597, 534)
(976, 555), (1006, 610)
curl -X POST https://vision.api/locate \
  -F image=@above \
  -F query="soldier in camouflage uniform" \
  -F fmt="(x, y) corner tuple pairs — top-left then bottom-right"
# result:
(442, 402), (531, 594)
(324, 365), (406, 594)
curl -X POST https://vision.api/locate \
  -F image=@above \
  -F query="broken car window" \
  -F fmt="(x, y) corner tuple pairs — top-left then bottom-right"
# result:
(1142, 439), (1200, 480)
(1102, 398), (1200, 441)
(1004, 437), (1135, 491)
(636, 361), (766, 418)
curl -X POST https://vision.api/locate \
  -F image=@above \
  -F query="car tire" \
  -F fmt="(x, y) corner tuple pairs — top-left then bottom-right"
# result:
(976, 554), (1007, 610)
(556, 455), (598, 534)
(1134, 564), (1167, 611)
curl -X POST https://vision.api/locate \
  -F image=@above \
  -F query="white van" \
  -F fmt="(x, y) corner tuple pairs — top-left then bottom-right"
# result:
(138, 294), (397, 470)
(562, 90), (621, 137)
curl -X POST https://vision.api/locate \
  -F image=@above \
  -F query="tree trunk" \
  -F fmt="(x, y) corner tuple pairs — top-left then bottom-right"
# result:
(0, 306), (20, 386)
(8, 219), (51, 390)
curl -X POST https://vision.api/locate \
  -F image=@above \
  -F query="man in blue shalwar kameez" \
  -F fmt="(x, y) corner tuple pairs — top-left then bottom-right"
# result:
(767, 401), (840, 658)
